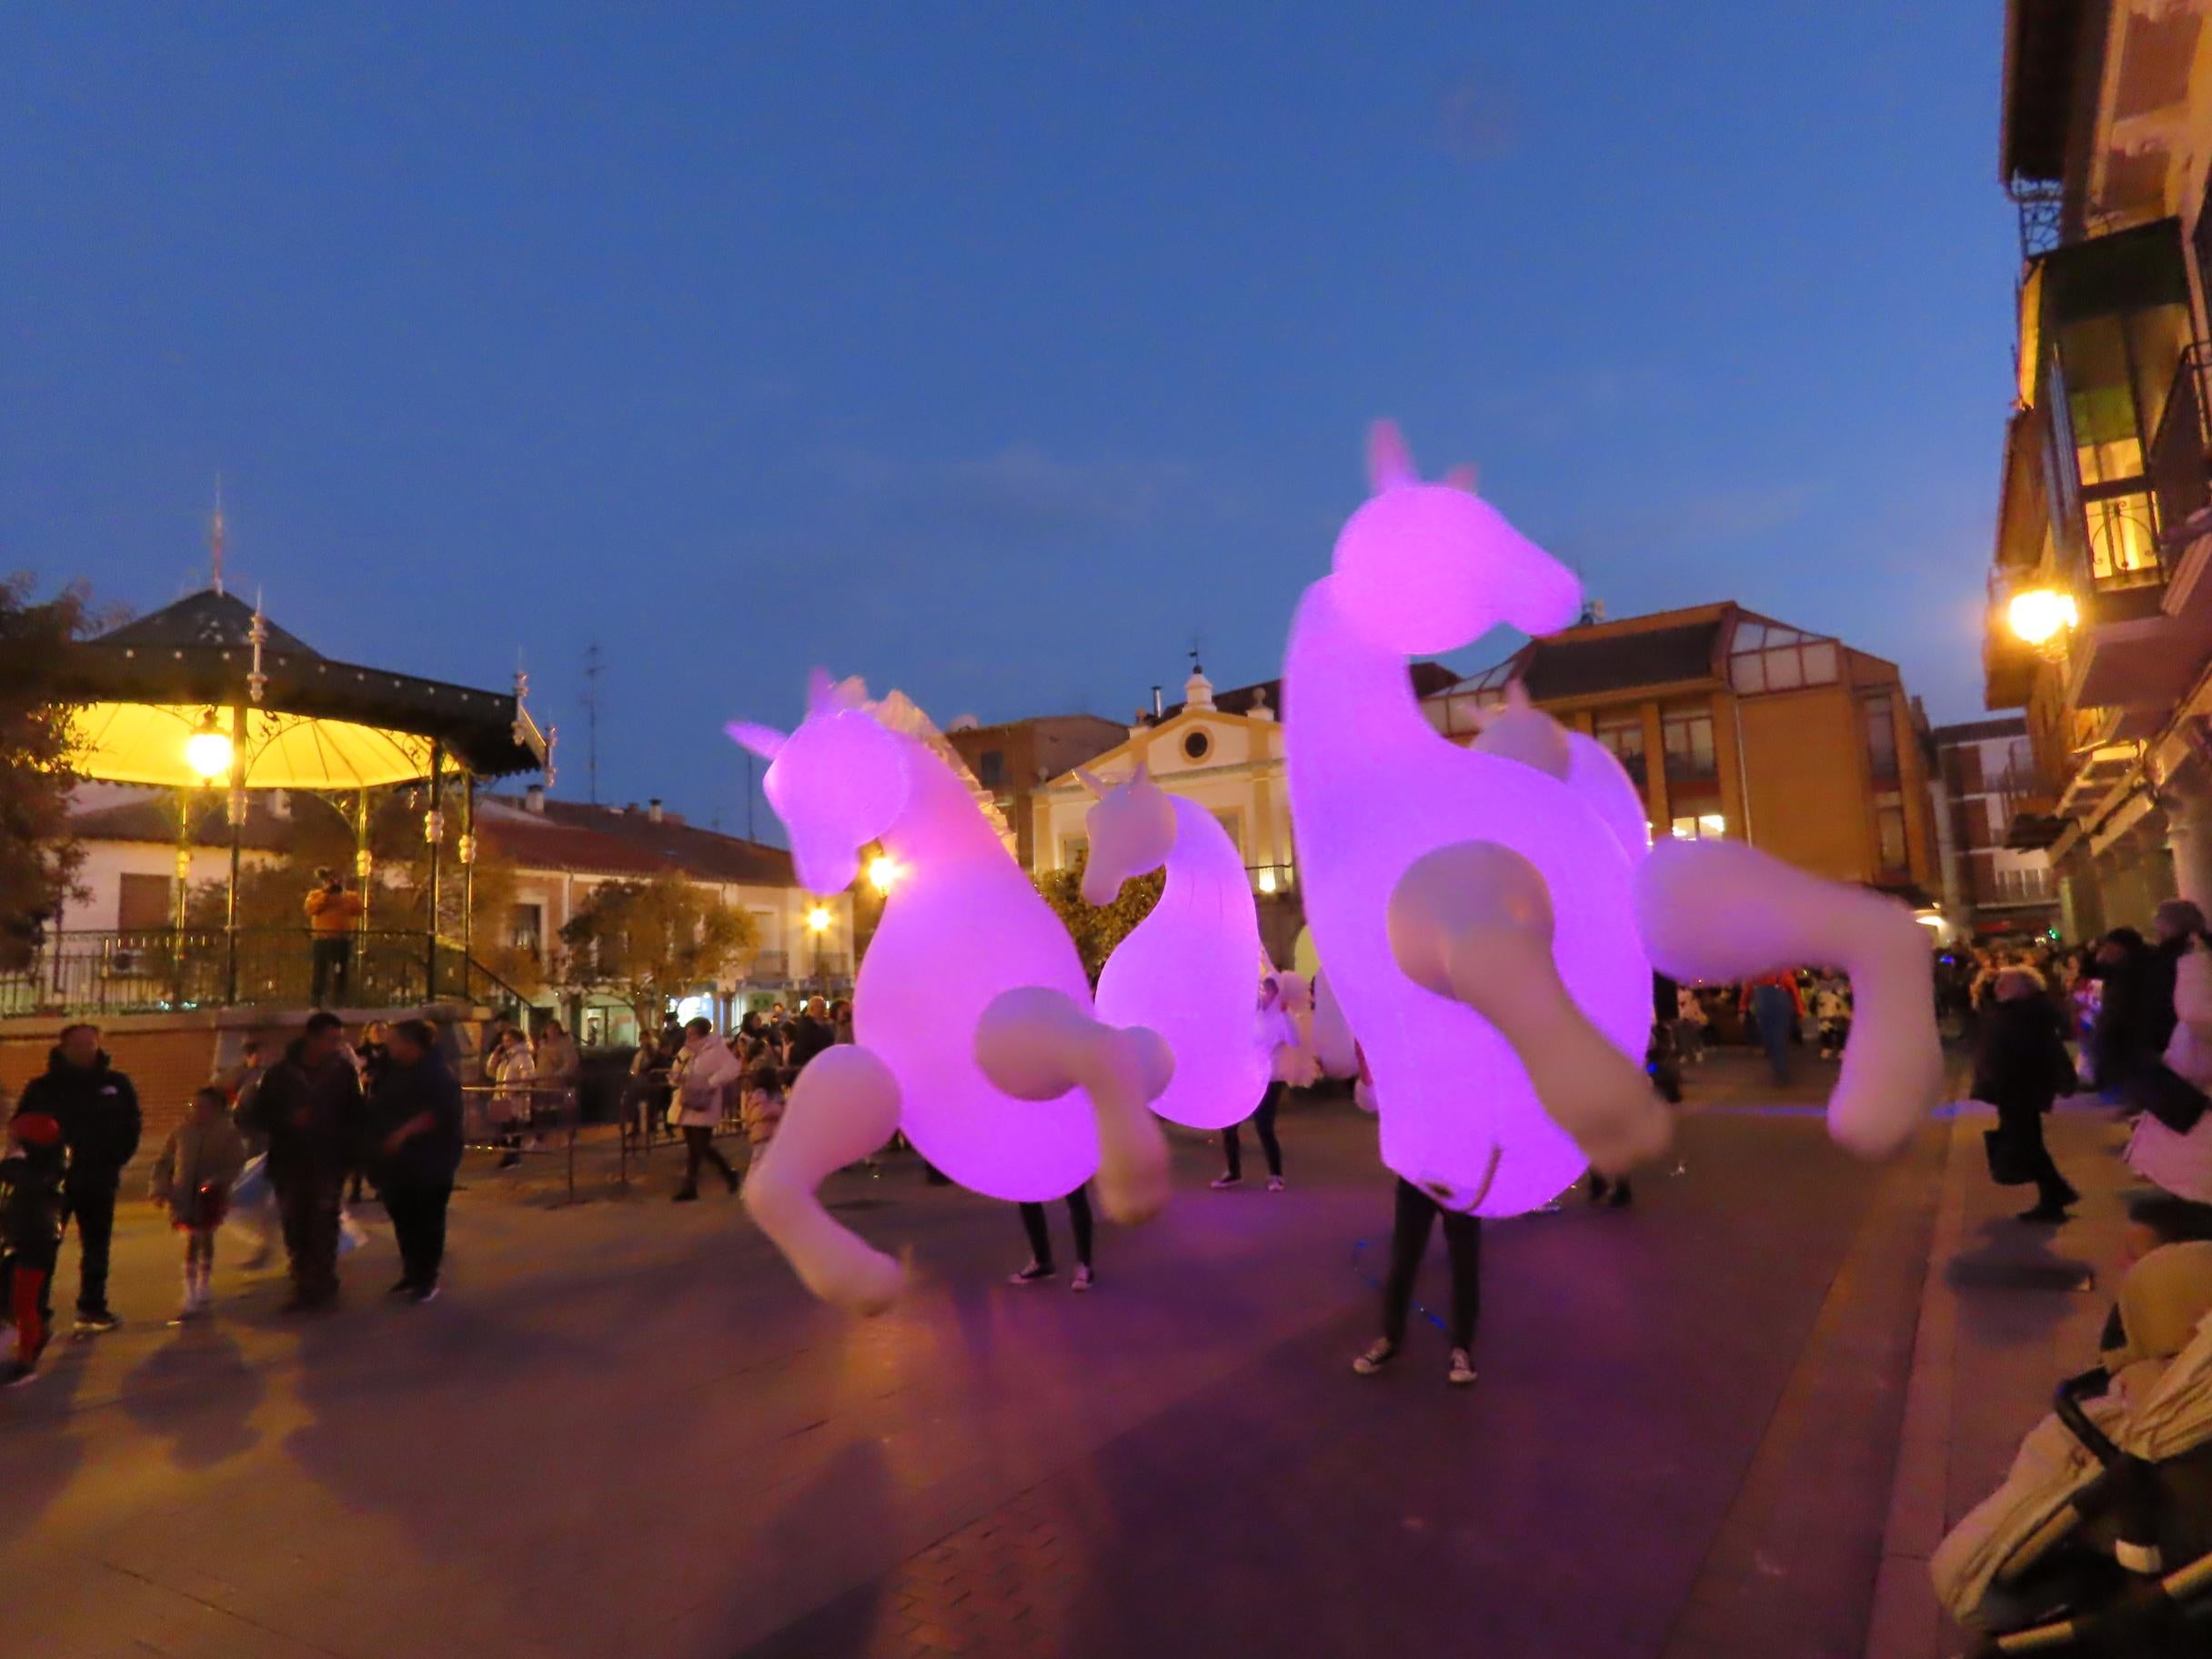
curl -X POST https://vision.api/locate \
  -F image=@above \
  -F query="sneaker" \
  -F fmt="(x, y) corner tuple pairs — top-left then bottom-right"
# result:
(74, 1311), (119, 1335)
(1071, 1265), (1094, 1292)
(387, 1279), (417, 1298)
(1352, 1338), (1397, 1376)
(2017, 1202), (2072, 1226)
(409, 1283), (441, 1305)
(3, 1361), (34, 1389)
(166, 1305), (205, 1328)
(1266, 1176), (1286, 1192)
(1447, 1349), (1477, 1387)
(672, 1189), (699, 1204)
(1007, 1261), (1056, 1285)
(1209, 1174), (1243, 1190)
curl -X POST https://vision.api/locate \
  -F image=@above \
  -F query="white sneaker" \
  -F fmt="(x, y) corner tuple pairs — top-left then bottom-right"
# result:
(1266, 1176), (1286, 1192)
(1071, 1265), (1094, 1292)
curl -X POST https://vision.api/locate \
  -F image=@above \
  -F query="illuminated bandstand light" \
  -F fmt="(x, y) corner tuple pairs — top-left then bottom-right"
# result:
(184, 710), (234, 780)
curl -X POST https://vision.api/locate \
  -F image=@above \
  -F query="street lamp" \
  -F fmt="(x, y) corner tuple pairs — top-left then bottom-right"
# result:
(867, 855), (900, 895)
(2007, 588), (2079, 651)
(805, 904), (831, 991)
(185, 709), (234, 781)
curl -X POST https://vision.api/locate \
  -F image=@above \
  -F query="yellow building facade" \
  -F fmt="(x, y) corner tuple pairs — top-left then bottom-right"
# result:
(1434, 604), (1942, 897)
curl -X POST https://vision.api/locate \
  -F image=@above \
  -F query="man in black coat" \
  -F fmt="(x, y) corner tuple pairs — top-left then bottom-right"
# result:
(788, 998), (836, 1072)
(244, 1011), (363, 1311)
(368, 1020), (464, 1303)
(13, 1022), (141, 1332)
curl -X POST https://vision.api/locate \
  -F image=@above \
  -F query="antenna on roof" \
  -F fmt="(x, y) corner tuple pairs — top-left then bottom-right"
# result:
(580, 641), (605, 805)
(208, 478), (226, 596)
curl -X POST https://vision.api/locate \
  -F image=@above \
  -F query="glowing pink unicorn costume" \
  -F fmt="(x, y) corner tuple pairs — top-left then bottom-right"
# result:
(729, 674), (1171, 1313)
(1285, 425), (1942, 1216)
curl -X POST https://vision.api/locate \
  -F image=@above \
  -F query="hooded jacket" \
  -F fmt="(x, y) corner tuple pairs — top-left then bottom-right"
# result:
(245, 1038), (365, 1178)
(14, 1048), (142, 1189)
(368, 1050), (465, 1189)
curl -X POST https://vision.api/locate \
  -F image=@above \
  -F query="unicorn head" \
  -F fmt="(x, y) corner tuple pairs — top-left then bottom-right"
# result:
(1332, 421), (1583, 656)
(1076, 761), (1177, 906)
(728, 669), (910, 896)
(1468, 681), (1572, 781)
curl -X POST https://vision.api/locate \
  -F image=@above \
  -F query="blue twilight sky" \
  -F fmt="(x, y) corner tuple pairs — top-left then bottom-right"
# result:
(1, 3), (2016, 832)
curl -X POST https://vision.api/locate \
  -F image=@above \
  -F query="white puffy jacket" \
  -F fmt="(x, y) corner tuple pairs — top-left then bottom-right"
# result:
(2128, 943), (2212, 1203)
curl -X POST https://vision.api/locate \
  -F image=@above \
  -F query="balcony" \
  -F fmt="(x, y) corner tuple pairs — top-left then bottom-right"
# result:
(2150, 341), (2212, 550)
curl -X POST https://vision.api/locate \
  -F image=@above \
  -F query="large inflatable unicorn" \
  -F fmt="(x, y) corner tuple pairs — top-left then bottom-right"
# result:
(1283, 423), (1944, 1216)
(1075, 762), (1272, 1131)
(728, 672), (1173, 1314)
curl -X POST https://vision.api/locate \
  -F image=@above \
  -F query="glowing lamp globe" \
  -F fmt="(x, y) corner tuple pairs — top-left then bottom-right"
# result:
(185, 715), (234, 781)
(867, 855), (900, 895)
(806, 905), (832, 934)
(2007, 588), (2078, 648)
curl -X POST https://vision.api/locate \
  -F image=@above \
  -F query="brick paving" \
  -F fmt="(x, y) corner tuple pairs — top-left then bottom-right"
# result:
(0, 1051), (2043, 1659)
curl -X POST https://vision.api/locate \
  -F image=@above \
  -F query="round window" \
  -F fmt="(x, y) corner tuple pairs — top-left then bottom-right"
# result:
(1182, 729), (1212, 761)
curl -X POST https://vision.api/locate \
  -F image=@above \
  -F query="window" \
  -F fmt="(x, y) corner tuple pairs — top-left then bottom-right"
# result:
(1728, 620), (1839, 695)
(1212, 809), (1243, 856)
(2086, 492), (2161, 587)
(1662, 708), (1716, 782)
(1670, 813), (1727, 841)
(1594, 713), (1646, 782)
(508, 902), (544, 956)
(1182, 729), (1212, 762)
(1863, 694), (1898, 780)
(117, 872), (173, 931)
(1875, 790), (1908, 875)
(1061, 835), (1088, 870)
(976, 749), (1005, 788)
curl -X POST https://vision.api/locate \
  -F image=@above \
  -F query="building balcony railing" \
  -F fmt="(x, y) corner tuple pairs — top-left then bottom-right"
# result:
(2151, 340), (2212, 553)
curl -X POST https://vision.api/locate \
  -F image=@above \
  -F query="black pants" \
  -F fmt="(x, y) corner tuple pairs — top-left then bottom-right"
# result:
(383, 1183), (451, 1289)
(64, 1181), (117, 1318)
(310, 936), (353, 1006)
(1019, 1188), (1093, 1271)
(1222, 1081), (1285, 1180)
(276, 1168), (343, 1301)
(1998, 1102), (2077, 1210)
(1380, 1178), (1482, 1350)
(680, 1125), (736, 1193)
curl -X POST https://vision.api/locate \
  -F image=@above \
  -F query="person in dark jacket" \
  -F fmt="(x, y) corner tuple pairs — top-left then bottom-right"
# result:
(1, 1110), (66, 1385)
(788, 999), (836, 1072)
(2090, 927), (2160, 1091)
(1972, 967), (2082, 1223)
(244, 1011), (363, 1311)
(368, 1020), (463, 1303)
(13, 1022), (142, 1332)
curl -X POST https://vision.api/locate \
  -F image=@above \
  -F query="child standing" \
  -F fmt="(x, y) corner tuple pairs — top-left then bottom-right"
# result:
(739, 1038), (785, 1159)
(149, 1086), (248, 1322)
(1, 1111), (67, 1387)
(1813, 972), (1854, 1061)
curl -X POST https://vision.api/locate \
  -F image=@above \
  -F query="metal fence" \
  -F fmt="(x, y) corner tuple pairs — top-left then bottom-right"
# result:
(0, 929), (524, 1018)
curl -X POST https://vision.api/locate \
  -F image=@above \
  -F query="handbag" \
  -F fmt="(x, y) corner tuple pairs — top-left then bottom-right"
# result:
(2128, 1063), (2210, 1136)
(1983, 1123), (2039, 1186)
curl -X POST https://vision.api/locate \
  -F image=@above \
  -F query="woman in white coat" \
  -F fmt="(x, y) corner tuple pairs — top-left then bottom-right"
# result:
(2127, 931), (2212, 1206)
(669, 1017), (742, 1202)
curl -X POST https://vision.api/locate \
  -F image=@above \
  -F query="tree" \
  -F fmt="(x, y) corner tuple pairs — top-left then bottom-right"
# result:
(0, 578), (89, 966)
(1033, 854), (1162, 983)
(558, 870), (760, 1028)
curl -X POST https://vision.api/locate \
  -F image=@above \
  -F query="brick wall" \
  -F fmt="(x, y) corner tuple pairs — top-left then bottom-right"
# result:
(1, 1009), (485, 1177)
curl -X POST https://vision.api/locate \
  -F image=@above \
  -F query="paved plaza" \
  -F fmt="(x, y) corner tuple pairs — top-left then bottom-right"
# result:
(0, 1055), (2142, 1658)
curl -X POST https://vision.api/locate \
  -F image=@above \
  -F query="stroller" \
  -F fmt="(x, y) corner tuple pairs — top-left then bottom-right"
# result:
(1936, 1278), (2212, 1656)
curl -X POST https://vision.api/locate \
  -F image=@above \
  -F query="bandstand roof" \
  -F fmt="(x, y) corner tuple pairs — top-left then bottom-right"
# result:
(25, 589), (548, 790)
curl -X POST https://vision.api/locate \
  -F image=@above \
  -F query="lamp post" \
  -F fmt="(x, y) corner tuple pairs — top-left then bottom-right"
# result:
(806, 903), (831, 990)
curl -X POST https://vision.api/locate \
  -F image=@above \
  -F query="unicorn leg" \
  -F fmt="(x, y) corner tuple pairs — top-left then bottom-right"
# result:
(1634, 837), (1943, 1158)
(1387, 840), (1672, 1176)
(741, 1045), (905, 1315)
(972, 986), (1175, 1225)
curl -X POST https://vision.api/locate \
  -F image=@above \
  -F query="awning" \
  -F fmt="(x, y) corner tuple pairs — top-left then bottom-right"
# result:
(64, 701), (444, 790)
